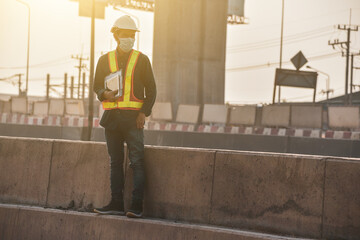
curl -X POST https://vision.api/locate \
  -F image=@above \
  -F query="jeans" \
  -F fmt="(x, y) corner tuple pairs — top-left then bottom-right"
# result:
(105, 122), (145, 203)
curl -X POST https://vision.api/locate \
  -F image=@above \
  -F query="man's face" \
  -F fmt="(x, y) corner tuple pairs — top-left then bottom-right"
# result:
(115, 29), (136, 40)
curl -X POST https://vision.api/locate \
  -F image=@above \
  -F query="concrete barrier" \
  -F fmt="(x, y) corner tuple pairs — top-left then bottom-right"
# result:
(151, 102), (173, 121)
(49, 99), (65, 116)
(0, 204), (302, 240)
(46, 140), (111, 211)
(0, 137), (359, 239)
(1, 101), (11, 113)
(210, 151), (324, 239)
(11, 97), (27, 114)
(261, 105), (290, 127)
(322, 159), (360, 240)
(176, 104), (200, 124)
(328, 106), (359, 129)
(0, 101), (4, 113)
(229, 105), (257, 125)
(65, 99), (85, 116)
(291, 105), (322, 129)
(202, 104), (228, 124)
(33, 101), (49, 116)
(125, 146), (216, 223)
(0, 137), (52, 205)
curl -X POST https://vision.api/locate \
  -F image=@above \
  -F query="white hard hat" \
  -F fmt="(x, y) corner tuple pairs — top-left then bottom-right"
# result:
(111, 15), (139, 32)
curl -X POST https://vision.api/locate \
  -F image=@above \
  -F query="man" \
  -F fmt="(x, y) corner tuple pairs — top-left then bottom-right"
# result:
(93, 15), (156, 218)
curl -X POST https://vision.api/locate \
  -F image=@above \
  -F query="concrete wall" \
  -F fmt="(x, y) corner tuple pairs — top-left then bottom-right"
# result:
(202, 104), (228, 124)
(328, 106), (359, 129)
(33, 101), (49, 116)
(11, 97), (27, 114)
(291, 105), (322, 129)
(49, 99), (65, 116)
(0, 137), (52, 205)
(322, 159), (360, 239)
(0, 136), (359, 239)
(151, 102), (173, 121)
(229, 105), (257, 125)
(261, 105), (290, 127)
(153, 0), (227, 109)
(176, 104), (200, 124)
(210, 152), (324, 238)
(46, 140), (111, 211)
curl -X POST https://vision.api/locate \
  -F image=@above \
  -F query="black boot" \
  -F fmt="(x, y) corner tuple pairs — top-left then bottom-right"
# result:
(94, 200), (125, 215)
(126, 199), (143, 218)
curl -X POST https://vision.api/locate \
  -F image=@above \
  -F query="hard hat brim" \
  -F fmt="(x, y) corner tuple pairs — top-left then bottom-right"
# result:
(111, 27), (140, 33)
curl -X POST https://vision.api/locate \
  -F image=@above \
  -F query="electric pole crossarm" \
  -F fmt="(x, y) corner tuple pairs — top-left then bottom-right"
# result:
(338, 24), (358, 31)
(72, 54), (89, 99)
(328, 23), (359, 105)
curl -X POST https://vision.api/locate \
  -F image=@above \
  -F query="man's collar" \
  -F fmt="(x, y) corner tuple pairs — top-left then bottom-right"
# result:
(116, 47), (132, 59)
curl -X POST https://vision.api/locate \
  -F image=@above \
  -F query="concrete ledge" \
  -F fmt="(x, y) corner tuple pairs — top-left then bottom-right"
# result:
(0, 204), (314, 240)
(46, 140), (111, 211)
(0, 137), (359, 239)
(125, 146), (216, 223)
(210, 152), (324, 239)
(0, 137), (53, 205)
(323, 159), (360, 239)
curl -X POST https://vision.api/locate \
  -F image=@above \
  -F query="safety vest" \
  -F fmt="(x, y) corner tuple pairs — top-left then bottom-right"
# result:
(102, 50), (144, 110)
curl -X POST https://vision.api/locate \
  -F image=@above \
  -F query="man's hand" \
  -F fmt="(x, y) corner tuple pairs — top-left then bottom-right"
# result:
(103, 90), (119, 102)
(136, 112), (146, 129)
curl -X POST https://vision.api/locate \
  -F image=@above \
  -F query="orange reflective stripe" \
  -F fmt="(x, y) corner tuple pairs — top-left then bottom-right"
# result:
(102, 50), (143, 110)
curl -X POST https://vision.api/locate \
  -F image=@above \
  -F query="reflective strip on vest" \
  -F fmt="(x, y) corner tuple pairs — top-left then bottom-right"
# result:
(102, 50), (143, 110)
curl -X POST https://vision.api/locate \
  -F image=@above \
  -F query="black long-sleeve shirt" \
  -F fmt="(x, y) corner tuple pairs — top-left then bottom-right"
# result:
(94, 49), (156, 128)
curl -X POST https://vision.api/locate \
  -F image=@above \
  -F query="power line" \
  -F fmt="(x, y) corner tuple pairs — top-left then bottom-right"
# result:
(229, 8), (358, 33)
(227, 26), (334, 52)
(226, 52), (340, 72)
(227, 26), (333, 50)
(227, 30), (334, 53)
(0, 58), (72, 69)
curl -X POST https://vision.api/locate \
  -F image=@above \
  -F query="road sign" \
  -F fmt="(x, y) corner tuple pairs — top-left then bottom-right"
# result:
(78, 0), (106, 19)
(274, 68), (318, 102)
(291, 51), (308, 70)
(275, 68), (317, 89)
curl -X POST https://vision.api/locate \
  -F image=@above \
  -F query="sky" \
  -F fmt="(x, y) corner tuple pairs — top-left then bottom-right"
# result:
(0, 0), (360, 104)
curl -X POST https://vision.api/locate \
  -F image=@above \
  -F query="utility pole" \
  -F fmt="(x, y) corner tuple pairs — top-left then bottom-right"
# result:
(82, 72), (86, 100)
(15, 74), (24, 96)
(87, 0), (95, 141)
(70, 76), (75, 99)
(46, 74), (50, 100)
(72, 54), (88, 99)
(350, 52), (360, 105)
(328, 24), (358, 104)
(278, 0), (285, 103)
(16, 0), (30, 96)
(64, 73), (68, 99)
